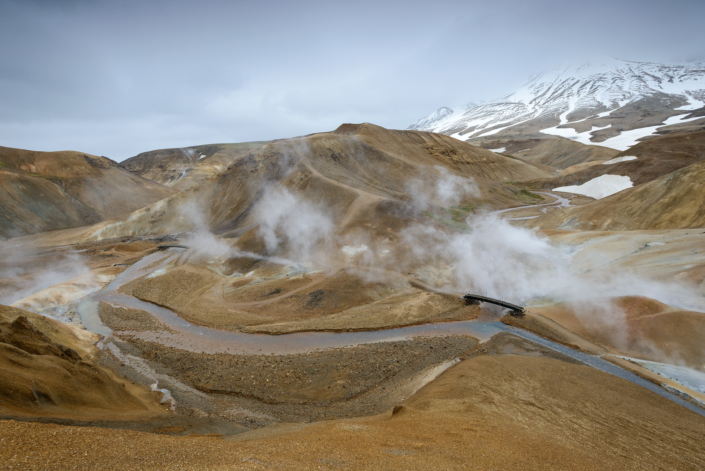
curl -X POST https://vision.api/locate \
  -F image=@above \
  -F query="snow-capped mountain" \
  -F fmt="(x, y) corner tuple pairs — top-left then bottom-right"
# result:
(408, 107), (454, 130)
(410, 58), (705, 150)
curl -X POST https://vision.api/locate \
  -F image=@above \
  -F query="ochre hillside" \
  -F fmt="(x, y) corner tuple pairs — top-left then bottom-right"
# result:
(478, 136), (619, 170)
(0, 147), (175, 239)
(121, 141), (267, 190)
(528, 129), (705, 190)
(0, 304), (163, 419)
(69, 123), (554, 243)
(529, 158), (705, 230)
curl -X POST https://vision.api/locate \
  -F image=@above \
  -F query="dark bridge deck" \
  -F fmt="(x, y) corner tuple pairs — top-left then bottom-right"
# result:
(462, 294), (524, 315)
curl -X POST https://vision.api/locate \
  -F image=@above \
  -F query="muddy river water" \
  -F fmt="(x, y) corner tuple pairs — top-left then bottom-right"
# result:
(77, 249), (705, 418)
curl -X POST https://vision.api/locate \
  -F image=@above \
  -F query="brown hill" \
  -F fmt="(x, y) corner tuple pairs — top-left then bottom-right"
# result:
(54, 123), (554, 244)
(334, 124), (554, 179)
(0, 304), (161, 419)
(527, 130), (705, 190)
(515, 297), (705, 368)
(0, 171), (94, 239)
(477, 136), (619, 170)
(529, 159), (705, 230)
(56, 123), (552, 334)
(121, 142), (267, 190)
(2, 348), (704, 470)
(0, 147), (175, 240)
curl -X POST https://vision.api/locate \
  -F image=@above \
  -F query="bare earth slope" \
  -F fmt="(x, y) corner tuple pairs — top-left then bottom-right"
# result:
(530, 159), (705, 230)
(51, 123), (553, 244)
(2, 350), (704, 470)
(477, 136), (619, 170)
(529, 129), (705, 190)
(0, 147), (175, 239)
(121, 142), (267, 190)
(0, 170), (94, 239)
(334, 123), (554, 180)
(0, 304), (164, 419)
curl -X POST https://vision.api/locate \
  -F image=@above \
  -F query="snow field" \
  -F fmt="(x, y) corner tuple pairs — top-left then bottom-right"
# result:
(602, 156), (637, 165)
(554, 174), (633, 199)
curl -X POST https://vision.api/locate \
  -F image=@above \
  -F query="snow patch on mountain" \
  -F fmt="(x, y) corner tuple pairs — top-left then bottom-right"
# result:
(595, 113), (705, 151)
(554, 174), (633, 199)
(540, 124), (612, 146)
(602, 156), (637, 165)
(675, 97), (705, 111)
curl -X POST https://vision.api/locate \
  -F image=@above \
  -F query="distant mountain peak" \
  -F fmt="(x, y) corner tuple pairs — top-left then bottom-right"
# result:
(408, 106), (455, 130)
(410, 58), (705, 150)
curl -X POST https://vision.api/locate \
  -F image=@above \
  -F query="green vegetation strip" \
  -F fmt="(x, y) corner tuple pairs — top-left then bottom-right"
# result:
(520, 189), (544, 200)
(423, 204), (476, 232)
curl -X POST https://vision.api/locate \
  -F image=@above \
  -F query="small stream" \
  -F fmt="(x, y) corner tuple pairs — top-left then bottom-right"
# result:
(77, 250), (508, 352)
(491, 191), (572, 220)
(77, 249), (705, 418)
(501, 326), (705, 417)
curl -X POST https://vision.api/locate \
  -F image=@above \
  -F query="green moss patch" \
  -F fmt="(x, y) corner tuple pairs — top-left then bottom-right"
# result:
(520, 189), (544, 200)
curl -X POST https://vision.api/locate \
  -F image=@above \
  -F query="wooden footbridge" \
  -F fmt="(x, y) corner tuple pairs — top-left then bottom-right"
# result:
(461, 294), (525, 317)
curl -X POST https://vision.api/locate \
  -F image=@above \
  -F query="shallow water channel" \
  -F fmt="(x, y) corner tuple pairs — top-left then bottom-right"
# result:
(77, 249), (705, 418)
(490, 191), (572, 220)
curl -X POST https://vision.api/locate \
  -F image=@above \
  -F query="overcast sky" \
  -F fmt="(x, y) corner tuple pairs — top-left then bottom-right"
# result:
(1, 0), (703, 161)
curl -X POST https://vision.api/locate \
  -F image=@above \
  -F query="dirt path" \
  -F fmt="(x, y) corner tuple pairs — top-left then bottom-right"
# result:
(490, 191), (571, 218)
(303, 161), (391, 202)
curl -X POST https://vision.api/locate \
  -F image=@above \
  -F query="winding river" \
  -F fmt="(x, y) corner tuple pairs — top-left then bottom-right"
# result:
(492, 191), (572, 220)
(77, 248), (705, 418)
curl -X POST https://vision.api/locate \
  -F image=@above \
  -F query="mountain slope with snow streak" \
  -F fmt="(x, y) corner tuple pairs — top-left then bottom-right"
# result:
(411, 58), (705, 150)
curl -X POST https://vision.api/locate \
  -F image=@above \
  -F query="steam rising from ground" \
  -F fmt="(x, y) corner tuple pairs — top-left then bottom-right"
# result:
(257, 186), (334, 264)
(400, 214), (702, 310)
(144, 155), (703, 365)
(178, 200), (233, 260)
(408, 166), (480, 209)
(152, 156), (704, 333)
(180, 147), (196, 161)
(401, 214), (570, 301)
(181, 166), (703, 325)
(175, 186), (335, 268)
(398, 212), (704, 361)
(0, 242), (91, 308)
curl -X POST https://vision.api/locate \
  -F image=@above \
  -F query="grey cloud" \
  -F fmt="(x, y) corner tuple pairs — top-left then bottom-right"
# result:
(0, 0), (703, 160)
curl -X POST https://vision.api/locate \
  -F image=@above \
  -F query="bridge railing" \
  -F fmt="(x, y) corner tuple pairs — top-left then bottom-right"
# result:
(461, 294), (525, 317)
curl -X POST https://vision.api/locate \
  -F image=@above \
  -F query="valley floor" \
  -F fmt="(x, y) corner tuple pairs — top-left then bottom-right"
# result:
(2, 125), (705, 468)
(2, 348), (704, 470)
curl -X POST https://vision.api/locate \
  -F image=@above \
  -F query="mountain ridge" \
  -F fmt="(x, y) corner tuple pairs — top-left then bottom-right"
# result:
(410, 58), (705, 150)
